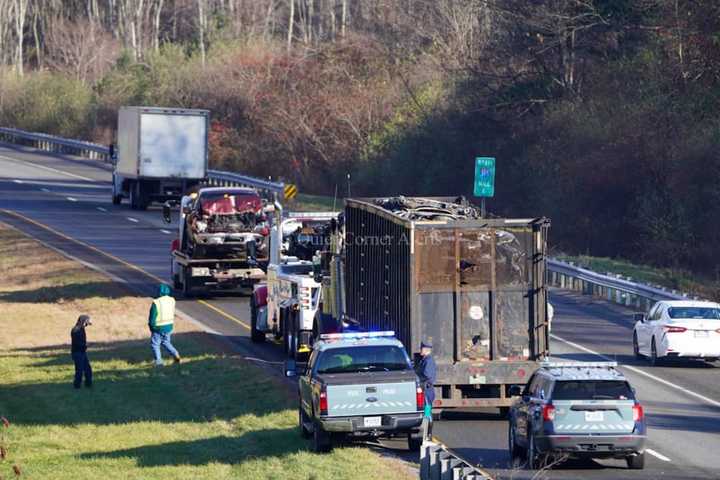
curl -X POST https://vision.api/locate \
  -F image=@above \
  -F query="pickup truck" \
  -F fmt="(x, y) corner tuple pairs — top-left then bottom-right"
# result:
(289, 331), (424, 453)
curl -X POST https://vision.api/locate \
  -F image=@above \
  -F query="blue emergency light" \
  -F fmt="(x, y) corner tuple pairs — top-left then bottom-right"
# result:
(319, 331), (395, 341)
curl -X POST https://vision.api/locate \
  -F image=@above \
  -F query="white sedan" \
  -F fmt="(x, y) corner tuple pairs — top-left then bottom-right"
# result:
(633, 300), (720, 365)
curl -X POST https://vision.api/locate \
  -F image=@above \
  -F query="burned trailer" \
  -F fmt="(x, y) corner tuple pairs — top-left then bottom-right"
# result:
(343, 196), (550, 409)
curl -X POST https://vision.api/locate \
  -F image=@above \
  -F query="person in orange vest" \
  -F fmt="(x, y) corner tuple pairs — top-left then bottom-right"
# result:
(149, 284), (181, 366)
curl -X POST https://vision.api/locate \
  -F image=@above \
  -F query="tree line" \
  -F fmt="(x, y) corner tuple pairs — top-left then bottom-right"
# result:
(1, 1), (720, 279)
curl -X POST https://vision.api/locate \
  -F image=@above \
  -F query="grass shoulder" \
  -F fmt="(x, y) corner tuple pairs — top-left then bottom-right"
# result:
(0, 222), (414, 480)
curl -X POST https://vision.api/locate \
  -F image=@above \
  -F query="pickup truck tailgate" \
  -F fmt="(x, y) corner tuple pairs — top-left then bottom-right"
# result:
(327, 381), (417, 417)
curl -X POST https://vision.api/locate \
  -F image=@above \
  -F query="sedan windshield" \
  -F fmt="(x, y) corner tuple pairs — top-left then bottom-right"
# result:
(667, 307), (720, 320)
(316, 346), (411, 374)
(552, 380), (635, 401)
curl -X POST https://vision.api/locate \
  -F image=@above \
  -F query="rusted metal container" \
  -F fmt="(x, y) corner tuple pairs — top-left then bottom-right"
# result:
(344, 197), (550, 408)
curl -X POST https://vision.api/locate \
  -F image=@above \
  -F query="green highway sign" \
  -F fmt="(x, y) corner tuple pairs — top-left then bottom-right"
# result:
(474, 157), (495, 197)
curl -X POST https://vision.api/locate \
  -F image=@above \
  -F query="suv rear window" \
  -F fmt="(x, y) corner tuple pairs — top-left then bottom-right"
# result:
(316, 346), (411, 374)
(551, 380), (635, 401)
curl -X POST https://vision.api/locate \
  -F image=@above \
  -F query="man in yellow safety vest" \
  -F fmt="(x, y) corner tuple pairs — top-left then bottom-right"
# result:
(149, 284), (181, 366)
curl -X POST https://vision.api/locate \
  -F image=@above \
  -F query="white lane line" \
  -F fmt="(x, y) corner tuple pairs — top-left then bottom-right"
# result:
(646, 449), (672, 462)
(0, 154), (94, 181)
(40, 188), (50, 192)
(126, 217), (139, 223)
(66, 197), (77, 202)
(551, 334), (720, 409)
(13, 179), (23, 184)
(97, 207), (107, 212)
(161, 229), (172, 235)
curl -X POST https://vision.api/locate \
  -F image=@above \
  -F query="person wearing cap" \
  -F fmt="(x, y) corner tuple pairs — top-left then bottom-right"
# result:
(149, 284), (181, 366)
(71, 315), (93, 389)
(416, 340), (436, 437)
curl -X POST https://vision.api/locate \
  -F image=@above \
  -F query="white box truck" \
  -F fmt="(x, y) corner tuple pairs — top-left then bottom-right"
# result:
(111, 106), (209, 210)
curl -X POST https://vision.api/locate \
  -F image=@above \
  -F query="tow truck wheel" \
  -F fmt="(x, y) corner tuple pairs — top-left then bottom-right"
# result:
(312, 422), (332, 453)
(112, 194), (121, 205)
(181, 267), (193, 298)
(250, 298), (265, 343)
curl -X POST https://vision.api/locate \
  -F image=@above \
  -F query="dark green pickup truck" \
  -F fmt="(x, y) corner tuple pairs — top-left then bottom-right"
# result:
(289, 331), (424, 453)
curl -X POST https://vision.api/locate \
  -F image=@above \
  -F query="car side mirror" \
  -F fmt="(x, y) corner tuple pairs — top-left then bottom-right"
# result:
(162, 202), (172, 224)
(508, 385), (522, 397)
(634, 313), (646, 323)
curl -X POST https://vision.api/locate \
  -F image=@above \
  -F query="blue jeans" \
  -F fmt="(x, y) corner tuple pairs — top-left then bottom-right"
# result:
(72, 351), (92, 388)
(151, 331), (179, 365)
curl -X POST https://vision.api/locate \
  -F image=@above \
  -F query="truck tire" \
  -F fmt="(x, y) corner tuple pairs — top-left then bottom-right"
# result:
(407, 431), (422, 452)
(299, 405), (311, 439)
(312, 422), (332, 453)
(626, 452), (645, 470)
(181, 267), (193, 298)
(112, 194), (122, 205)
(130, 181), (147, 210)
(250, 296), (265, 343)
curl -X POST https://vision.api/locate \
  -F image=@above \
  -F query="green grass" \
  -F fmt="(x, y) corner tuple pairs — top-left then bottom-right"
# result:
(557, 254), (719, 300)
(0, 336), (410, 479)
(0, 223), (412, 480)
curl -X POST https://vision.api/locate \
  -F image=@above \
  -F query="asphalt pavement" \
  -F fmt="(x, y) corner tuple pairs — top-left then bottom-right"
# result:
(1, 143), (719, 480)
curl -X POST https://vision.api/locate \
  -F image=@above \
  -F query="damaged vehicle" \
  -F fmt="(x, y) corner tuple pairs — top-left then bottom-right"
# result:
(163, 187), (269, 296)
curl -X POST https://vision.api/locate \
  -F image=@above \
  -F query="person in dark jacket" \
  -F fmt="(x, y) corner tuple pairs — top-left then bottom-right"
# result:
(416, 340), (436, 438)
(71, 315), (93, 389)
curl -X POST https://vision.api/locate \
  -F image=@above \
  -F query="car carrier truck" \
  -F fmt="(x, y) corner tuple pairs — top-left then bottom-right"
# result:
(112, 106), (209, 210)
(315, 196), (551, 411)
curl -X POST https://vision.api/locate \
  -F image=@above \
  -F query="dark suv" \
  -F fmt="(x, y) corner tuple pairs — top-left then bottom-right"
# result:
(508, 361), (647, 470)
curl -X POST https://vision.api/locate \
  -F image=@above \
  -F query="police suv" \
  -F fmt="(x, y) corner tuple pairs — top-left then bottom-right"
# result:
(508, 361), (647, 470)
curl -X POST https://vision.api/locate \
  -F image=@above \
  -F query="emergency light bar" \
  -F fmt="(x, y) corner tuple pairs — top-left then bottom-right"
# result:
(541, 361), (618, 368)
(319, 331), (396, 341)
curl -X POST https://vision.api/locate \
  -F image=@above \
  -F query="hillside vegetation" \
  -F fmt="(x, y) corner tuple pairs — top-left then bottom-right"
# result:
(1, 1), (720, 275)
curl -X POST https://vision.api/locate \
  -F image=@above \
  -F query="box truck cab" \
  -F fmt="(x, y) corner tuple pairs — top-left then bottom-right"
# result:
(112, 106), (209, 210)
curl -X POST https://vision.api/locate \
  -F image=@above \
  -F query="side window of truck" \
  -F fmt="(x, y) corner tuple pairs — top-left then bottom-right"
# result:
(307, 350), (319, 377)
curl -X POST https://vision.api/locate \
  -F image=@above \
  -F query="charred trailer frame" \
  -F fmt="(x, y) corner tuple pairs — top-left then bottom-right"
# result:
(344, 198), (550, 409)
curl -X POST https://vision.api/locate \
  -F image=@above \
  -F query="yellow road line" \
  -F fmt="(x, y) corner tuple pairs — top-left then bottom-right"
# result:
(1, 209), (250, 331)
(197, 300), (250, 330)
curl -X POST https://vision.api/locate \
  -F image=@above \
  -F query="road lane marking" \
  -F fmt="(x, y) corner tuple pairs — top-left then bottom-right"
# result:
(126, 217), (139, 223)
(67, 197), (77, 202)
(13, 179), (23, 184)
(0, 154), (94, 181)
(40, 188), (50, 192)
(97, 207), (107, 212)
(646, 449), (671, 462)
(551, 333), (720, 409)
(1, 209), (251, 333)
(161, 229), (172, 235)
(197, 300), (250, 330)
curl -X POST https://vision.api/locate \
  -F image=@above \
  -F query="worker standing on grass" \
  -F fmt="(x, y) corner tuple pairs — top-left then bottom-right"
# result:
(71, 315), (93, 389)
(416, 340), (436, 439)
(149, 284), (181, 366)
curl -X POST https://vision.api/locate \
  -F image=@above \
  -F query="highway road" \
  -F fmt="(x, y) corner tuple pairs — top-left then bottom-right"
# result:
(1, 143), (719, 480)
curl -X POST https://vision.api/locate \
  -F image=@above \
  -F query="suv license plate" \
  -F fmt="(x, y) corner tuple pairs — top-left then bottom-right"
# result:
(364, 416), (382, 428)
(585, 411), (604, 422)
(695, 330), (709, 338)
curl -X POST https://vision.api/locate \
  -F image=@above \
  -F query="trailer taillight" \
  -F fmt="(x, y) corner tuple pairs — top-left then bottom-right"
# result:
(416, 386), (425, 411)
(319, 388), (328, 416)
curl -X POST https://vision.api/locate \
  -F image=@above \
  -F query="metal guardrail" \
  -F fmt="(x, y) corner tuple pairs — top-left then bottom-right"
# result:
(547, 258), (692, 311)
(0, 127), (285, 194)
(0, 127), (111, 161)
(420, 441), (493, 480)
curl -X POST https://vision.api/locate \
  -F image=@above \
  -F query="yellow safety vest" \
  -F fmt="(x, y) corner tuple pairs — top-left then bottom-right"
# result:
(153, 296), (176, 327)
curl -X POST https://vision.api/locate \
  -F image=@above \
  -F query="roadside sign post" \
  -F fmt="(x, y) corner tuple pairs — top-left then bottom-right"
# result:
(473, 157), (495, 217)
